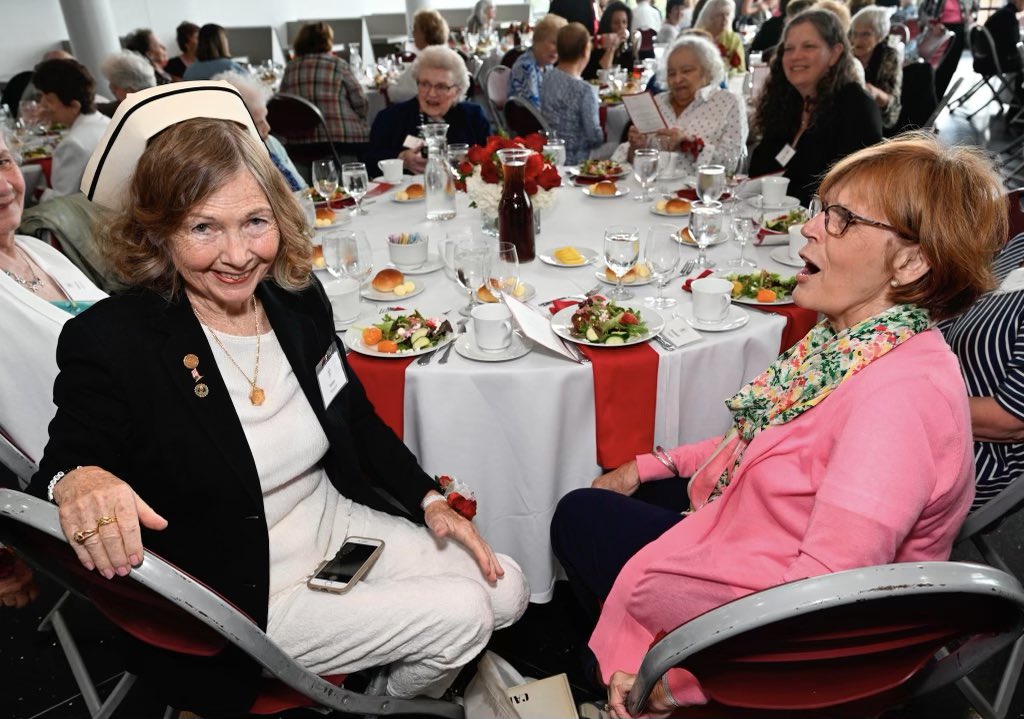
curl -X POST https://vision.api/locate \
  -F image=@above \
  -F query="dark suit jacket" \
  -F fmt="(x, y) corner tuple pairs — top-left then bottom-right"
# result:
(983, 3), (1022, 74)
(365, 98), (491, 170)
(28, 279), (436, 716)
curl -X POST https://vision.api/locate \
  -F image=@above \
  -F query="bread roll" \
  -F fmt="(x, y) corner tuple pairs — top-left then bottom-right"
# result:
(404, 183), (425, 199)
(315, 207), (335, 222)
(372, 268), (405, 292)
(665, 198), (690, 214)
(592, 181), (617, 196)
(605, 266), (637, 283)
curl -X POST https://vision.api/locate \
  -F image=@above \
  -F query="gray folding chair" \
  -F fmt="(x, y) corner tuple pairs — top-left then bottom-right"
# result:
(625, 562), (1024, 718)
(504, 96), (552, 136)
(950, 26), (1016, 119)
(0, 489), (464, 718)
(484, 64), (512, 133)
(0, 432), (35, 489)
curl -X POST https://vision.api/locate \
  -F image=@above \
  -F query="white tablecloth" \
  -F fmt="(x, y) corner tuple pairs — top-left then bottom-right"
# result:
(333, 179), (792, 601)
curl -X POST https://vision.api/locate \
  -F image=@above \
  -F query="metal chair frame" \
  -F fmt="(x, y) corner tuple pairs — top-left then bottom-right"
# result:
(503, 96), (552, 136)
(950, 25), (1016, 119)
(484, 64), (512, 133)
(265, 92), (345, 170)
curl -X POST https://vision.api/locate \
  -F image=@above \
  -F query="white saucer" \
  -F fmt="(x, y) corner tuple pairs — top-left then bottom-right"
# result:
(752, 195), (801, 211)
(454, 332), (532, 362)
(581, 185), (630, 198)
(678, 305), (750, 332)
(770, 247), (805, 268)
(386, 253), (445, 275)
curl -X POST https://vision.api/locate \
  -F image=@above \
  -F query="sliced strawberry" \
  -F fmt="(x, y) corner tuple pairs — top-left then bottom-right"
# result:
(621, 312), (639, 325)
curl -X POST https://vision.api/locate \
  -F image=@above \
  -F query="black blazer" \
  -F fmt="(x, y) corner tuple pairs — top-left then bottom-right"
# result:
(365, 98), (491, 171)
(28, 279), (436, 716)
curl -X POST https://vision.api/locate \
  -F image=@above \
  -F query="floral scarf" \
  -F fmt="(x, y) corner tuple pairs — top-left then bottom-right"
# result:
(687, 304), (931, 509)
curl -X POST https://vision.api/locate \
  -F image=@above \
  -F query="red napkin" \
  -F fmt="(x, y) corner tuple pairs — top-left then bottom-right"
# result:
(675, 188), (731, 202)
(755, 227), (784, 245)
(681, 269), (713, 292)
(325, 183), (395, 209)
(548, 300), (660, 469)
(26, 156), (53, 184)
(345, 353), (414, 439)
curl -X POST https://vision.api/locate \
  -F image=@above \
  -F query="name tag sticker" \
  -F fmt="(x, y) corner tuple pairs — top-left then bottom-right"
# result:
(316, 342), (347, 407)
(774, 144), (796, 167)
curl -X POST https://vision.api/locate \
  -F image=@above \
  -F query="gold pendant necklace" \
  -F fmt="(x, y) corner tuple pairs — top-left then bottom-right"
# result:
(193, 296), (265, 406)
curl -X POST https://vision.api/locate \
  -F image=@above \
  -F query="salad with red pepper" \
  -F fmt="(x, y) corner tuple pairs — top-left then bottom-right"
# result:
(569, 297), (648, 345)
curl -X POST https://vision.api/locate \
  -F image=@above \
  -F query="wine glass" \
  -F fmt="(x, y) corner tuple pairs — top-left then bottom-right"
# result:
(604, 224), (640, 300)
(447, 143), (470, 169)
(727, 202), (760, 268)
(492, 241), (520, 299)
(689, 202), (722, 269)
(342, 162), (370, 215)
(297, 193), (316, 239)
(312, 159), (339, 204)
(632, 149), (660, 202)
(454, 239), (493, 317)
(644, 224), (682, 309)
(323, 229), (373, 285)
(696, 164), (726, 204)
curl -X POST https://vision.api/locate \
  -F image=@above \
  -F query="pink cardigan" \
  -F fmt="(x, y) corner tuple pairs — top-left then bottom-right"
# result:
(588, 329), (975, 706)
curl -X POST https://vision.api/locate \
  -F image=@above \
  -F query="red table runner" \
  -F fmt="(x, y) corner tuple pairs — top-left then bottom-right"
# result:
(25, 156), (53, 185)
(345, 353), (414, 439)
(324, 182), (395, 209)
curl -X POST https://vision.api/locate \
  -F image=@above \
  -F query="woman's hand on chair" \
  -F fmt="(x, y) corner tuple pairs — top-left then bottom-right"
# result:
(53, 466), (168, 579)
(424, 501), (504, 583)
(592, 460), (640, 495)
(608, 670), (675, 718)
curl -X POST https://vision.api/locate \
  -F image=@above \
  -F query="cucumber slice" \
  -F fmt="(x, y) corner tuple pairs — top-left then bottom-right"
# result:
(605, 335), (625, 345)
(412, 337), (431, 350)
(411, 328), (429, 342)
(586, 327), (600, 342)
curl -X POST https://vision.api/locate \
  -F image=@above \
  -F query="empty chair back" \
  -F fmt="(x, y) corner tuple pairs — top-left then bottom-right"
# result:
(504, 96), (550, 136)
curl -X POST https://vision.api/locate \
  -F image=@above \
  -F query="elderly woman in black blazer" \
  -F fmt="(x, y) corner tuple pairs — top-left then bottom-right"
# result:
(28, 83), (527, 717)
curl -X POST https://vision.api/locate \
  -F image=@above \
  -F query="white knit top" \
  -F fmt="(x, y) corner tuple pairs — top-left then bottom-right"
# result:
(201, 326), (336, 598)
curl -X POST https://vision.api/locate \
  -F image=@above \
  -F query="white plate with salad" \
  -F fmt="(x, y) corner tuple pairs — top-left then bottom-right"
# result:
(343, 311), (456, 358)
(550, 298), (665, 347)
(721, 270), (798, 306)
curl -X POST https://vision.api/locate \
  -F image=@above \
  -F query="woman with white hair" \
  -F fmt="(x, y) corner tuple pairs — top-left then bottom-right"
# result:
(694, 0), (747, 74)
(613, 35), (747, 166)
(367, 46), (490, 174)
(467, 0), (496, 35)
(98, 50), (156, 118)
(850, 6), (903, 129)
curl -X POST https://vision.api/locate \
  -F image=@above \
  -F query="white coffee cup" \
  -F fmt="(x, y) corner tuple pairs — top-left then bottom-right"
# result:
(691, 277), (733, 325)
(323, 277), (361, 324)
(378, 159), (404, 183)
(472, 303), (513, 351)
(761, 176), (790, 206)
(388, 236), (429, 270)
(788, 223), (806, 261)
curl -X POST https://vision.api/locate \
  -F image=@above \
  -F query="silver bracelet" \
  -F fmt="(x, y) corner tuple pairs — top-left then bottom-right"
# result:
(661, 673), (680, 708)
(652, 446), (680, 477)
(47, 466), (82, 503)
(420, 492), (446, 511)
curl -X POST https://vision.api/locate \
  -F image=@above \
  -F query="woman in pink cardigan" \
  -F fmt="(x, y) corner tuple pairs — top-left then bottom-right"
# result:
(551, 133), (1008, 717)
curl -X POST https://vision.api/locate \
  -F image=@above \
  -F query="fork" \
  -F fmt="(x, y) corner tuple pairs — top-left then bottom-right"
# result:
(679, 259), (696, 277)
(437, 319), (468, 365)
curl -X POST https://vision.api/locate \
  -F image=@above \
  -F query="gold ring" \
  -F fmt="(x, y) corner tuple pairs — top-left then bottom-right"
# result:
(96, 515), (117, 527)
(73, 528), (98, 544)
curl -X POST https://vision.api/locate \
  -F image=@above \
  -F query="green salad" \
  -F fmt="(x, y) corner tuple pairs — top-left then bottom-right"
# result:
(764, 208), (809, 232)
(725, 270), (797, 302)
(569, 297), (648, 345)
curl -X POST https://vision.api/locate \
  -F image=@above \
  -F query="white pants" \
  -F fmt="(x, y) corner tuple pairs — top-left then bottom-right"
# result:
(266, 499), (530, 698)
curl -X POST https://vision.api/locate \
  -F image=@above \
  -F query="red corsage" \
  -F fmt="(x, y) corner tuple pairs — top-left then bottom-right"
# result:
(435, 475), (478, 520)
(679, 136), (705, 161)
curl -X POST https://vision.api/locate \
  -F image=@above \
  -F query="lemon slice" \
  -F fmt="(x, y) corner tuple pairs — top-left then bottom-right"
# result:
(554, 246), (586, 265)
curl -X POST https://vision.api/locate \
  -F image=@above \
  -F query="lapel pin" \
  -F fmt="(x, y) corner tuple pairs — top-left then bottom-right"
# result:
(184, 354), (207, 397)
(194, 383), (209, 398)
(183, 354), (199, 370)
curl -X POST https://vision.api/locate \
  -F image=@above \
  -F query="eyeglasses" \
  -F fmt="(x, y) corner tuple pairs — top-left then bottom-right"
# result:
(417, 80), (457, 94)
(808, 195), (911, 240)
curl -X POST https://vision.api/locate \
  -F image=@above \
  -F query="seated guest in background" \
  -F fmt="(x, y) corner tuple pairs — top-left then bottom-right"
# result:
(368, 46), (489, 174)
(750, 10), (882, 205)
(467, 0), (497, 35)
(553, 133), (1004, 714)
(750, 0), (815, 59)
(549, 0), (598, 31)
(633, 0), (663, 31)
(694, 0), (747, 74)
(510, 14), (568, 108)
(739, 0), (773, 26)
(123, 28), (172, 84)
(614, 35), (746, 168)
(941, 231), (1024, 510)
(279, 22), (369, 160)
(213, 72), (305, 191)
(32, 59), (111, 201)
(542, 23), (604, 164)
(658, 0), (689, 44)
(164, 21), (200, 80)
(183, 24), (245, 81)
(97, 51), (156, 118)
(0, 128), (107, 465)
(388, 10), (450, 104)
(815, 0), (853, 32)
(28, 85), (528, 716)
(850, 7), (903, 130)
(584, 2), (637, 80)
(983, 0), (1024, 74)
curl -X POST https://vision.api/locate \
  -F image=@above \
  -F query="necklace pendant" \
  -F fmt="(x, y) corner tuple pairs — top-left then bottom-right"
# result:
(250, 387), (266, 406)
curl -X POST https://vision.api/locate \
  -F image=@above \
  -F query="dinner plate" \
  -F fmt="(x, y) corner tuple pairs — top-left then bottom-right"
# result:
(385, 253), (445, 275)
(676, 228), (728, 248)
(770, 247), (805, 268)
(390, 186), (426, 203)
(454, 332), (532, 362)
(731, 292), (795, 307)
(650, 204), (691, 218)
(537, 247), (599, 267)
(582, 185), (630, 198)
(550, 306), (665, 348)
(594, 269), (654, 287)
(678, 305), (750, 332)
(360, 282), (426, 301)
(343, 325), (456, 358)
(572, 163), (630, 182)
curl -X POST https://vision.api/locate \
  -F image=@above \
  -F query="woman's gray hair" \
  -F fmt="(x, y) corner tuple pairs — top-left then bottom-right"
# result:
(212, 70), (272, 110)
(850, 6), (891, 41)
(101, 50), (156, 92)
(412, 45), (471, 99)
(659, 34), (726, 88)
(694, 0), (735, 30)
(470, 0), (495, 24)
(0, 127), (22, 165)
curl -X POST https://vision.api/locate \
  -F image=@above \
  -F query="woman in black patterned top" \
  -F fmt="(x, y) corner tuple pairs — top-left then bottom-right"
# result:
(940, 231), (1024, 509)
(849, 7), (903, 130)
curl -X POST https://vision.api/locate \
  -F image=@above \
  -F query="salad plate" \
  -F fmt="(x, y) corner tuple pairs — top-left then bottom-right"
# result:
(761, 207), (809, 233)
(343, 312), (455, 358)
(573, 160), (629, 181)
(550, 300), (665, 348)
(722, 270), (797, 305)
(594, 269), (654, 286)
(676, 227), (728, 248)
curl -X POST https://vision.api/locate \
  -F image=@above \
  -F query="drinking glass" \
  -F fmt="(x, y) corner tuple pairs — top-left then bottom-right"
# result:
(543, 138), (567, 170)
(453, 239), (493, 316)
(696, 164), (726, 204)
(312, 159), (339, 204)
(492, 241), (520, 299)
(322, 229), (373, 285)
(447, 143), (470, 169)
(727, 203), (760, 268)
(604, 224), (640, 300)
(644, 224), (682, 309)
(633, 148), (660, 202)
(689, 202), (722, 269)
(342, 162), (370, 215)
(298, 194), (316, 239)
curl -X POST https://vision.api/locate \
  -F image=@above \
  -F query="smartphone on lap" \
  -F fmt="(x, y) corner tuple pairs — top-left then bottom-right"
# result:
(307, 537), (384, 594)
